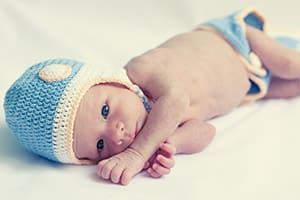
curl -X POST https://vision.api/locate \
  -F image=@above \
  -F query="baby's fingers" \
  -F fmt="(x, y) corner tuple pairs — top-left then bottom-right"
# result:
(156, 154), (175, 169)
(147, 167), (162, 178)
(147, 163), (171, 178)
(159, 142), (176, 157)
(143, 161), (150, 169)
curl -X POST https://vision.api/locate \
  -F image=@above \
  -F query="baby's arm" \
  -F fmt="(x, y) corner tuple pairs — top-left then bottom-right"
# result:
(97, 83), (189, 185)
(146, 120), (215, 178)
(246, 26), (300, 98)
(167, 120), (215, 154)
(145, 142), (176, 178)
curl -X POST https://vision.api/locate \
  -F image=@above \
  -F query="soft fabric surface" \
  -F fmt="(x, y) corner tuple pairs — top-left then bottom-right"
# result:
(1, 1), (299, 199)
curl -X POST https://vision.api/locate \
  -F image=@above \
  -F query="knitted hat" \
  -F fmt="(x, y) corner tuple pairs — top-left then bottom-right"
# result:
(4, 58), (150, 164)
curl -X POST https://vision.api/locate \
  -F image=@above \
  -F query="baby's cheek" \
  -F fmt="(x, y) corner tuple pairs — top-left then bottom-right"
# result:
(109, 145), (127, 158)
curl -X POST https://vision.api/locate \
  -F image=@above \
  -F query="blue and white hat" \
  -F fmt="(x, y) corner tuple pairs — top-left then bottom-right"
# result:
(4, 58), (150, 164)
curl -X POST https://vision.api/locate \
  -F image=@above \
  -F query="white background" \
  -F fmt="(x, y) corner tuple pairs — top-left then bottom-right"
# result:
(1, 0), (300, 199)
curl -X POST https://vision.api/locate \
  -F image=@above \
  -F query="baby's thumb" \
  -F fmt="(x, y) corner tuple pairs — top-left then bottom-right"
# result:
(143, 161), (150, 169)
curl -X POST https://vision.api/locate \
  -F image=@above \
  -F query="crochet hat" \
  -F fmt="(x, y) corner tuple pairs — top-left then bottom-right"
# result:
(4, 58), (150, 164)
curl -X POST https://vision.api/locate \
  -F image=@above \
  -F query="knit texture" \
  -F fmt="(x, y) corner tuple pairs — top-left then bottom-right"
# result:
(4, 58), (147, 164)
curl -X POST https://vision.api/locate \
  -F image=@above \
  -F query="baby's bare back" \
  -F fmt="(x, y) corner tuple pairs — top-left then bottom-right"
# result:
(126, 30), (251, 121)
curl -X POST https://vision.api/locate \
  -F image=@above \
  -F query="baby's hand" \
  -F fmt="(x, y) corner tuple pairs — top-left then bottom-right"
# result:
(97, 147), (145, 185)
(145, 142), (176, 178)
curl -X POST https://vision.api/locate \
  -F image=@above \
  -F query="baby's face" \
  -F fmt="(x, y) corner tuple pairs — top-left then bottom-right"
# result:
(73, 83), (148, 162)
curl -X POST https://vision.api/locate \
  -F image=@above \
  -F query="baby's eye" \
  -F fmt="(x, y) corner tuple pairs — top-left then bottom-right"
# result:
(97, 139), (104, 151)
(101, 104), (109, 119)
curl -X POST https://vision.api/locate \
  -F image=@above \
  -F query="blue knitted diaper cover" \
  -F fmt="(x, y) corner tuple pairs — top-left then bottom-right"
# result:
(198, 8), (300, 103)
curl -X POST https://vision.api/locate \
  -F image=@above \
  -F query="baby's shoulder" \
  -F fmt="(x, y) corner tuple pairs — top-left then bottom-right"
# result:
(125, 49), (169, 82)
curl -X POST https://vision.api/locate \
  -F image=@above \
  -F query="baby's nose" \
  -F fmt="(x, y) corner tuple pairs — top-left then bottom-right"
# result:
(110, 121), (125, 145)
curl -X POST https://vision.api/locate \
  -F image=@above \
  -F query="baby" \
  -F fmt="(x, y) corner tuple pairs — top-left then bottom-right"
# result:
(4, 8), (300, 185)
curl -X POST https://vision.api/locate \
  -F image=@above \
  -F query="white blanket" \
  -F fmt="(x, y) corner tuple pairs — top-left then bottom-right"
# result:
(1, 1), (300, 199)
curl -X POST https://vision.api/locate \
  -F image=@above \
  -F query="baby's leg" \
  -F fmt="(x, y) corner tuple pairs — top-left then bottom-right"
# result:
(246, 26), (300, 98)
(167, 120), (215, 154)
(264, 77), (300, 99)
(246, 25), (300, 79)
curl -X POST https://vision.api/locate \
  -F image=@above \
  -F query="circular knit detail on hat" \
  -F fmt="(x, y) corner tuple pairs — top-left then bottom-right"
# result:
(4, 59), (83, 163)
(39, 64), (72, 82)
